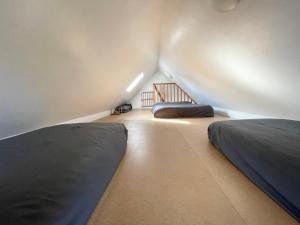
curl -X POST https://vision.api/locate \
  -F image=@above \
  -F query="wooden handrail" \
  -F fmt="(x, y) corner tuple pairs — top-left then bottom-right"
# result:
(175, 84), (197, 103)
(152, 83), (197, 104)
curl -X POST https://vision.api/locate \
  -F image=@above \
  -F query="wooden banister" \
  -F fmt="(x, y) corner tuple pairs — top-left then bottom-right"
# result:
(152, 83), (197, 104)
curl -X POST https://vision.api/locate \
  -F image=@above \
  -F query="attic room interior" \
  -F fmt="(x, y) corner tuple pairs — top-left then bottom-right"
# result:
(0, 0), (299, 224)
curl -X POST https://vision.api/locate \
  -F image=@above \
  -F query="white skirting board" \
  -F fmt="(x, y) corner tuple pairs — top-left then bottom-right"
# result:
(134, 106), (270, 119)
(59, 110), (111, 124)
(0, 110), (111, 141)
(214, 107), (272, 119)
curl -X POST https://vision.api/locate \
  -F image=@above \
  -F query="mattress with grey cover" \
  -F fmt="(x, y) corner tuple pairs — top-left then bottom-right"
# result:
(152, 102), (214, 118)
(208, 119), (300, 222)
(0, 123), (127, 225)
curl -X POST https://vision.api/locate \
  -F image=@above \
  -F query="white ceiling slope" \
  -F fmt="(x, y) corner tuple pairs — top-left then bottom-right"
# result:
(0, 0), (162, 138)
(159, 0), (300, 120)
(1, 0), (300, 139)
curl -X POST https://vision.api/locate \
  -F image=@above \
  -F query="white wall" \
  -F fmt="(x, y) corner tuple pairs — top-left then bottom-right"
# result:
(1, 0), (300, 139)
(130, 71), (171, 108)
(160, 0), (300, 120)
(0, 0), (163, 139)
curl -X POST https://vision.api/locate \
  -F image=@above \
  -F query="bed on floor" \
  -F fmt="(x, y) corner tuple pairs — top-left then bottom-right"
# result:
(208, 119), (300, 221)
(152, 102), (214, 118)
(0, 123), (127, 225)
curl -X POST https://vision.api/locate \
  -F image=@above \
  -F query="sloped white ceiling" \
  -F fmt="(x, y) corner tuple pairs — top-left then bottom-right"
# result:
(159, 0), (300, 120)
(0, 0), (162, 138)
(1, 0), (300, 138)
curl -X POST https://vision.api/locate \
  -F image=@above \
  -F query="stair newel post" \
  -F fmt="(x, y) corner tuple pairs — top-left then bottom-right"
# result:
(153, 84), (156, 104)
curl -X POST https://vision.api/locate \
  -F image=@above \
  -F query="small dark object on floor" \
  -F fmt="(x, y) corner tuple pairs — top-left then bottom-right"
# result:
(113, 103), (132, 114)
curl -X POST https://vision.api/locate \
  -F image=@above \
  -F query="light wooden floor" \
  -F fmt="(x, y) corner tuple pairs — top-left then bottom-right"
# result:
(88, 109), (297, 225)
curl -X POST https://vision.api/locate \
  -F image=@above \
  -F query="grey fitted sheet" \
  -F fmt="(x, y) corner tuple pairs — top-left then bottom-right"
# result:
(208, 119), (300, 222)
(152, 102), (214, 118)
(0, 123), (127, 225)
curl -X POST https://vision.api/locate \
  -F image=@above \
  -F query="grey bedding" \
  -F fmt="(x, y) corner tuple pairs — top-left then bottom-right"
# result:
(152, 102), (214, 118)
(208, 119), (300, 221)
(0, 123), (127, 225)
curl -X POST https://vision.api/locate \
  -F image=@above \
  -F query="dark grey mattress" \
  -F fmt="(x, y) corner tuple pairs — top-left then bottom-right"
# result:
(0, 123), (127, 225)
(208, 119), (300, 222)
(152, 102), (214, 118)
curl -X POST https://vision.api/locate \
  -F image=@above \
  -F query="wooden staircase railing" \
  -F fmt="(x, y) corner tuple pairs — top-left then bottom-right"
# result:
(141, 91), (154, 107)
(141, 83), (196, 107)
(153, 83), (197, 104)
